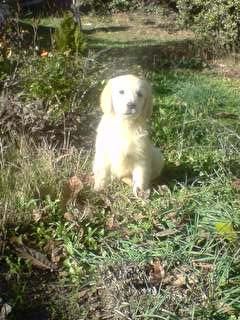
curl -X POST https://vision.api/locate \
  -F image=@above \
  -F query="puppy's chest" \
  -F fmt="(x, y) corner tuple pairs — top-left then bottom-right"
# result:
(108, 128), (147, 167)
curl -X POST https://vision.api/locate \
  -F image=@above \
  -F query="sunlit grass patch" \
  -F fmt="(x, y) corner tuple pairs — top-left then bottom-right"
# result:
(151, 71), (240, 171)
(1, 68), (240, 319)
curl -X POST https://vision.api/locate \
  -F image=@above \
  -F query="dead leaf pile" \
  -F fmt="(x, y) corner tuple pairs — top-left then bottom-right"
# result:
(61, 175), (83, 208)
(10, 236), (58, 271)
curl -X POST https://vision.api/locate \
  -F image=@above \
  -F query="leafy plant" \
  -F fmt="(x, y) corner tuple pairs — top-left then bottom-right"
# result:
(176, 0), (240, 50)
(19, 53), (90, 122)
(54, 12), (87, 54)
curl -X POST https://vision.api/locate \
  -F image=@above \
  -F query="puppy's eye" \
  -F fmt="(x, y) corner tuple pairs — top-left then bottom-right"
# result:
(137, 91), (143, 98)
(119, 90), (124, 94)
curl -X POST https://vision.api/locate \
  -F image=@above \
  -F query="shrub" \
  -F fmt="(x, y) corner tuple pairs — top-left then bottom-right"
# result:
(19, 54), (90, 123)
(54, 12), (87, 54)
(176, 0), (240, 50)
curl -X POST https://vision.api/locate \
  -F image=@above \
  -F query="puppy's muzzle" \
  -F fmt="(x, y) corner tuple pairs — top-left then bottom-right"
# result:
(125, 102), (137, 115)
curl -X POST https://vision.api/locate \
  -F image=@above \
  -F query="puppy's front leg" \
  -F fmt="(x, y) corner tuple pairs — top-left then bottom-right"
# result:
(93, 151), (110, 192)
(132, 163), (151, 197)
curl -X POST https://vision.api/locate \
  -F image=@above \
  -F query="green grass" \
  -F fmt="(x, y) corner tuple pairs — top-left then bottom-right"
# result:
(1, 9), (240, 320)
(1, 67), (240, 319)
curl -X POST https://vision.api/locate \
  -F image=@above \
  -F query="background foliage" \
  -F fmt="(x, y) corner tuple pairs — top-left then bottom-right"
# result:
(176, 0), (240, 49)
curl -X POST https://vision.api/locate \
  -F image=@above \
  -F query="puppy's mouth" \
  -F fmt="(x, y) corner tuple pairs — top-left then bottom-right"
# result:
(123, 108), (137, 116)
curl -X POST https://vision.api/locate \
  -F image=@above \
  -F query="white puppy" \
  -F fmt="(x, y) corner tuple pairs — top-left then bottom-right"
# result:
(93, 74), (164, 196)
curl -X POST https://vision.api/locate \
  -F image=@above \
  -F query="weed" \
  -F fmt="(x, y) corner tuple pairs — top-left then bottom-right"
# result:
(54, 12), (87, 54)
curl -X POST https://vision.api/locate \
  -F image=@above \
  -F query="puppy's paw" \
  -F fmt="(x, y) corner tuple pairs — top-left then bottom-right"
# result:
(133, 184), (150, 199)
(93, 180), (106, 192)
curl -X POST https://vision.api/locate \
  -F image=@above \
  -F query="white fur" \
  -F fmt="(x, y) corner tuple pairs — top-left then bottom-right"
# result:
(93, 74), (164, 196)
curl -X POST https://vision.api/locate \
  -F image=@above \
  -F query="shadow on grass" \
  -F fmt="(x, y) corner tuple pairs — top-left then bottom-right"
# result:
(85, 25), (131, 34)
(154, 158), (240, 190)
(19, 17), (210, 71)
(0, 264), (55, 320)
(90, 38), (210, 71)
(19, 21), (54, 50)
(154, 161), (200, 188)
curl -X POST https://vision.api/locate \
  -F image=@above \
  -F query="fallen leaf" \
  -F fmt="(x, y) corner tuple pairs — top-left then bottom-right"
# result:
(105, 214), (119, 231)
(61, 175), (83, 207)
(165, 211), (177, 223)
(172, 273), (186, 287)
(155, 229), (178, 238)
(40, 50), (49, 57)
(149, 260), (165, 284)
(9, 235), (24, 246)
(192, 261), (214, 271)
(67, 175), (83, 195)
(64, 212), (75, 222)
(43, 240), (63, 264)
(78, 289), (89, 299)
(187, 273), (199, 285)
(13, 243), (57, 271)
(133, 213), (145, 222)
(232, 179), (240, 191)
(32, 209), (42, 222)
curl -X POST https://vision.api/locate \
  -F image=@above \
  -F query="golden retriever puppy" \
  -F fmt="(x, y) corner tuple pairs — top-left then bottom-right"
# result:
(93, 74), (164, 196)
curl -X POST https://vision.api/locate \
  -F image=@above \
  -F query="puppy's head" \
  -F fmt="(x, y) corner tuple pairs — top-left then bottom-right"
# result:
(100, 74), (152, 120)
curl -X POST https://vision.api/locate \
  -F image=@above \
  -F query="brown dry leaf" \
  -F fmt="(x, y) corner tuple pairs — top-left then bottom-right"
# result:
(105, 214), (119, 231)
(155, 229), (178, 238)
(133, 213), (145, 222)
(43, 240), (63, 264)
(51, 246), (63, 264)
(149, 260), (165, 284)
(232, 179), (240, 192)
(32, 209), (43, 222)
(78, 289), (89, 299)
(13, 243), (57, 271)
(9, 235), (24, 246)
(172, 273), (186, 287)
(61, 175), (83, 207)
(187, 273), (199, 285)
(192, 261), (214, 271)
(165, 211), (177, 221)
(68, 175), (83, 193)
(64, 212), (75, 222)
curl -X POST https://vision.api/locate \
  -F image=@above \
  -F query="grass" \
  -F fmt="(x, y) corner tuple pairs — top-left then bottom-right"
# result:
(1, 68), (240, 319)
(83, 12), (193, 49)
(1, 8), (240, 320)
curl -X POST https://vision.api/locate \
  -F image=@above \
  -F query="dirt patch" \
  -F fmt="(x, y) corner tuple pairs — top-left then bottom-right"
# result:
(79, 261), (212, 319)
(0, 95), (100, 150)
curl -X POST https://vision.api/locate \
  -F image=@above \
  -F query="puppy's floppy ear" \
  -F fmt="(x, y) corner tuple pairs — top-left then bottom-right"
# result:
(100, 79), (113, 115)
(142, 80), (153, 120)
